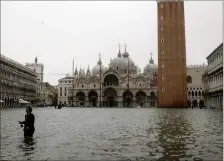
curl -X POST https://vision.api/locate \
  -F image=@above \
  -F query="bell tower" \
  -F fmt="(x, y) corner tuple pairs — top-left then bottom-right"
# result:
(157, 0), (187, 108)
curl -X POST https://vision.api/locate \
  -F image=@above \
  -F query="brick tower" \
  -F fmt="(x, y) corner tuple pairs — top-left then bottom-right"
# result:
(157, 0), (187, 108)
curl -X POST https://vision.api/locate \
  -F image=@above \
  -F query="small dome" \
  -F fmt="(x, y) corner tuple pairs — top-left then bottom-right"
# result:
(143, 54), (158, 74)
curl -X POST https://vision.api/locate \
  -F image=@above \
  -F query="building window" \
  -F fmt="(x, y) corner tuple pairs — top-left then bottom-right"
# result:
(94, 84), (96, 87)
(161, 27), (164, 31)
(82, 85), (84, 88)
(199, 91), (201, 97)
(60, 81), (62, 83)
(161, 16), (163, 20)
(117, 67), (118, 70)
(188, 91), (191, 96)
(69, 81), (71, 83)
(161, 39), (164, 43)
(187, 76), (192, 83)
(161, 51), (164, 55)
(65, 81), (67, 83)
(160, 4), (163, 8)
(140, 84), (141, 87)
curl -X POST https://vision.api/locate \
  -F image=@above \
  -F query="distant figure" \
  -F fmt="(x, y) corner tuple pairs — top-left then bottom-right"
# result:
(58, 102), (62, 109)
(19, 106), (35, 138)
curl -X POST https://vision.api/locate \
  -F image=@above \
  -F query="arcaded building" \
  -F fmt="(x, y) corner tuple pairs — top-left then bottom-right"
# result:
(203, 43), (223, 108)
(67, 47), (158, 108)
(0, 54), (38, 108)
(157, 0), (187, 107)
(187, 65), (207, 107)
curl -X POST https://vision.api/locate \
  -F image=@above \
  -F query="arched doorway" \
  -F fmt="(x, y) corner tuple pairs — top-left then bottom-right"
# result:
(199, 100), (204, 108)
(188, 100), (191, 107)
(150, 92), (156, 107)
(103, 74), (119, 87)
(187, 76), (192, 83)
(123, 90), (133, 107)
(192, 100), (198, 107)
(88, 90), (98, 107)
(136, 91), (147, 107)
(103, 88), (117, 107)
(76, 92), (85, 106)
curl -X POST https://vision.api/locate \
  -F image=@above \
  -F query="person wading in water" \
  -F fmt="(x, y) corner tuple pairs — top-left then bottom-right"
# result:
(19, 106), (35, 138)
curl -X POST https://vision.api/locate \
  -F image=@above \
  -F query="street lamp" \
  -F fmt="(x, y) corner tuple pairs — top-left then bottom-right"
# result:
(99, 53), (102, 108)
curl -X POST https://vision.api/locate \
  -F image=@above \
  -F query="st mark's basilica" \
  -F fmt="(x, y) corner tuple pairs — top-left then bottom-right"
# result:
(65, 45), (158, 108)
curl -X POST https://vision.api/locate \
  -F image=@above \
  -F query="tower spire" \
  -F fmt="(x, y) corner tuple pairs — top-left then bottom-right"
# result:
(123, 43), (129, 58)
(86, 64), (90, 76)
(75, 65), (78, 76)
(72, 58), (74, 75)
(124, 43), (127, 53)
(97, 52), (102, 65)
(118, 42), (121, 57)
(35, 57), (38, 64)
(149, 52), (154, 64)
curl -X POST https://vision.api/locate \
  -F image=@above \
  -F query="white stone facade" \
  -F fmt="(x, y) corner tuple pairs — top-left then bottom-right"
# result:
(57, 76), (74, 105)
(26, 57), (45, 105)
(58, 47), (158, 108)
(203, 43), (223, 108)
(0, 54), (38, 108)
(25, 57), (44, 83)
(186, 65), (207, 107)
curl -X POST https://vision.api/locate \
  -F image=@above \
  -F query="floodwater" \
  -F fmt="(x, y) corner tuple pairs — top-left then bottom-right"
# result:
(1, 107), (223, 160)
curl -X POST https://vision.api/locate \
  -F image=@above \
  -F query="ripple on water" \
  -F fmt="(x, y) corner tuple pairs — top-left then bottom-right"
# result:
(0, 107), (223, 160)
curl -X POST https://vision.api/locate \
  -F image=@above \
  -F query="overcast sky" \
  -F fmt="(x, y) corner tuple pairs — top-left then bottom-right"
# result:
(1, 1), (223, 85)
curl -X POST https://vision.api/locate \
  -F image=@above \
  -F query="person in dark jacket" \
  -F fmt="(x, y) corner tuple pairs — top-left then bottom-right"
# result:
(19, 106), (35, 138)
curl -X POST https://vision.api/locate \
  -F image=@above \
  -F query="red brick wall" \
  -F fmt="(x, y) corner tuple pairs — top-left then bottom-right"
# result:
(157, 1), (187, 108)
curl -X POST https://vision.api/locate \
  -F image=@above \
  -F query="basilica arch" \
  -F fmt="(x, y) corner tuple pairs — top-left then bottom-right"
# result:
(136, 91), (147, 107)
(123, 90), (133, 107)
(88, 90), (98, 107)
(76, 91), (85, 106)
(103, 87), (117, 107)
(103, 74), (119, 87)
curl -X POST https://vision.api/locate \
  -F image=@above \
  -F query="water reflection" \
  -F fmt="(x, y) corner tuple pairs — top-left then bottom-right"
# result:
(149, 109), (194, 161)
(18, 137), (37, 159)
(1, 108), (223, 160)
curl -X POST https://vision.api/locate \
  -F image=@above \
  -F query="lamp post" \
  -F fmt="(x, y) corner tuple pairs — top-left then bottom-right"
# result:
(99, 53), (102, 108)
(127, 56), (131, 107)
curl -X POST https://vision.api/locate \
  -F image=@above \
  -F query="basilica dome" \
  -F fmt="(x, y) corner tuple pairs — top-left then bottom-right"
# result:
(143, 55), (158, 74)
(110, 50), (137, 73)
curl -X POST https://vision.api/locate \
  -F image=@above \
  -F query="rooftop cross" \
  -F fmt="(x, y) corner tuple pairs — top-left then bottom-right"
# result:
(124, 43), (127, 52)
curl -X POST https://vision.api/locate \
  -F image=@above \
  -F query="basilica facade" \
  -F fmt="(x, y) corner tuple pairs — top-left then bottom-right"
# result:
(67, 47), (158, 108)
